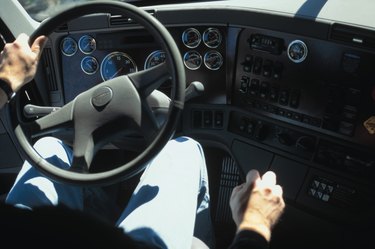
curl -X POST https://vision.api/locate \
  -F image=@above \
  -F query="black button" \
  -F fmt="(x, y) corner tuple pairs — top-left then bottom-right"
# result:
(242, 55), (253, 72)
(290, 90), (300, 108)
(253, 57), (263, 74)
(279, 89), (289, 105)
(203, 111), (213, 128)
(269, 86), (279, 102)
(249, 79), (260, 96)
(263, 60), (273, 77)
(214, 111), (224, 128)
(259, 82), (270, 99)
(239, 76), (250, 93)
(273, 62), (283, 80)
(193, 110), (202, 128)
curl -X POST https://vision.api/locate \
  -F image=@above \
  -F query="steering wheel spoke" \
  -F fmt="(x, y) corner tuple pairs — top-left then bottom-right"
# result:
(21, 102), (74, 138)
(129, 62), (171, 97)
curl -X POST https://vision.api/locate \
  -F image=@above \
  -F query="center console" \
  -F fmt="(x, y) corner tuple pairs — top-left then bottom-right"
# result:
(228, 26), (375, 222)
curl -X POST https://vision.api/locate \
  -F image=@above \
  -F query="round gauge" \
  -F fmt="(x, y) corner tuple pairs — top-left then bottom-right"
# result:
(203, 28), (222, 48)
(182, 28), (201, 48)
(204, 51), (223, 70)
(60, 37), (77, 56)
(100, 52), (137, 81)
(81, 56), (99, 75)
(78, 35), (96, 54)
(287, 40), (308, 63)
(144, 50), (166, 70)
(183, 51), (202, 70)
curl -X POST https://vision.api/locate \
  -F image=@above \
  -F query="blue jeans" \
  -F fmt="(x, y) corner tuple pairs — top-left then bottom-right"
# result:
(6, 136), (211, 249)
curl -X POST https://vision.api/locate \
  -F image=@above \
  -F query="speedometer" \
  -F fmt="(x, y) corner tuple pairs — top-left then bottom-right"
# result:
(100, 52), (137, 81)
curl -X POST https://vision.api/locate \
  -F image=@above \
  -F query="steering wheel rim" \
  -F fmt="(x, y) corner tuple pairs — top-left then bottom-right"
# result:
(14, 2), (185, 186)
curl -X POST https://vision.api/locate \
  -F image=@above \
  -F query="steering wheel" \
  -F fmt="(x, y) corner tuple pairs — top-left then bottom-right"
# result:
(13, 2), (185, 186)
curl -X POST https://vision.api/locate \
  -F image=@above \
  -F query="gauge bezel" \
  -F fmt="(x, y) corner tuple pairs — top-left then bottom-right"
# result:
(81, 56), (99, 75)
(144, 50), (166, 70)
(182, 28), (201, 49)
(60, 37), (78, 56)
(204, 50), (223, 70)
(100, 51), (137, 81)
(287, 40), (308, 63)
(183, 50), (202, 70)
(202, 28), (222, 48)
(78, 35), (96, 55)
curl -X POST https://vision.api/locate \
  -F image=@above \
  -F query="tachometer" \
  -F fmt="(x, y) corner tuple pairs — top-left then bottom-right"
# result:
(100, 52), (137, 81)
(144, 50), (166, 70)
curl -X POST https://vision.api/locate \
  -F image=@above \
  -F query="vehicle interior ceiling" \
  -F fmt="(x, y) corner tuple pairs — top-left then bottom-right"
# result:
(1, 0), (375, 248)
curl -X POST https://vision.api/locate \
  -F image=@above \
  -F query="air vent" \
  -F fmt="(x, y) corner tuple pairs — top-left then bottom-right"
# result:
(42, 48), (58, 91)
(110, 15), (135, 26)
(330, 24), (375, 50)
(109, 9), (155, 26)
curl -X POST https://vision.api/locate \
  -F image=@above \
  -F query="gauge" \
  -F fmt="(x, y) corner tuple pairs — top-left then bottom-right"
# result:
(78, 35), (96, 54)
(144, 50), (166, 70)
(182, 28), (201, 48)
(81, 56), (99, 75)
(203, 28), (222, 48)
(183, 51), (202, 70)
(287, 40), (308, 63)
(60, 37), (77, 56)
(204, 51), (223, 70)
(100, 52), (137, 81)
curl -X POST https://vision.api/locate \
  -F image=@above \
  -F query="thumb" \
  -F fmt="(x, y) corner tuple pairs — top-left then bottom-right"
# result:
(31, 35), (48, 58)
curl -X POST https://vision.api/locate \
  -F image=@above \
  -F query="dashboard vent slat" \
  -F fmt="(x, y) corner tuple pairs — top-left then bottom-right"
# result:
(330, 24), (375, 50)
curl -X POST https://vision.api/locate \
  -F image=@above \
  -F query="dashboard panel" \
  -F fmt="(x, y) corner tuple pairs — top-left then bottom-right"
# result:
(14, 4), (375, 248)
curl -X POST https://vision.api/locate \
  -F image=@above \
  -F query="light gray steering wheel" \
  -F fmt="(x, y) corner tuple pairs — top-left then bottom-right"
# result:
(14, 2), (185, 185)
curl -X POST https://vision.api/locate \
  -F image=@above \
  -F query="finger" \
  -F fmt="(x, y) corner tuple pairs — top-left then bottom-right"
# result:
(31, 36), (48, 58)
(272, 184), (283, 197)
(261, 171), (277, 186)
(231, 183), (244, 195)
(245, 169), (260, 186)
(15, 33), (29, 47)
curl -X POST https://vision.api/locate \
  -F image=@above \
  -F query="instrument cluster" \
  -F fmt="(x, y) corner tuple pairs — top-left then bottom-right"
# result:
(59, 26), (224, 81)
(59, 26), (225, 102)
(60, 34), (165, 82)
(181, 27), (224, 71)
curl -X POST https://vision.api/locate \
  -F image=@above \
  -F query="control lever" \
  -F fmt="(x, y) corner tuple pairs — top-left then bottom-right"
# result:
(185, 81), (204, 102)
(24, 104), (61, 118)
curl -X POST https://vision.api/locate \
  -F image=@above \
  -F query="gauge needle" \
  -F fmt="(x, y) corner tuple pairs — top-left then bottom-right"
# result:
(111, 68), (123, 79)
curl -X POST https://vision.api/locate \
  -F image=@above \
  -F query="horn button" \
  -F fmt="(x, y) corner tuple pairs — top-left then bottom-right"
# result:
(91, 86), (113, 108)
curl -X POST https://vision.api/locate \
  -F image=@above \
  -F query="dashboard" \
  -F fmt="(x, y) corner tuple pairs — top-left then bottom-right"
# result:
(38, 5), (375, 224)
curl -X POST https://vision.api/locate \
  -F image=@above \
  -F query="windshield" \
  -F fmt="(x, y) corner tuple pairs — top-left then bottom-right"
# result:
(18, 0), (222, 21)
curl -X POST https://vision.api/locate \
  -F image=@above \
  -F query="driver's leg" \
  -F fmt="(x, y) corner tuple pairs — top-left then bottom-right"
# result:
(116, 136), (213, 249)
(6, 136), (83, 210)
